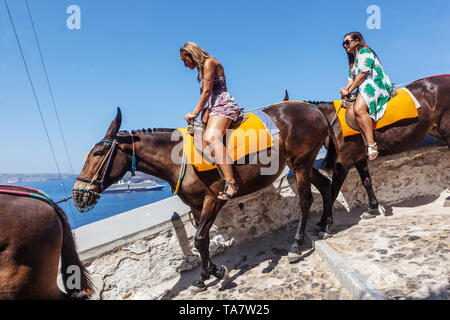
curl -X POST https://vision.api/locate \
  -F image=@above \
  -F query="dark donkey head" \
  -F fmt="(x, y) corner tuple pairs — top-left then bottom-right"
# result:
(72, 108), (132, 212)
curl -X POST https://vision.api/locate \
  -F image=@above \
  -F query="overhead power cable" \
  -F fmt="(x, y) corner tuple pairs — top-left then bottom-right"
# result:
(4, 0), (80, 227)
(25, 0), (75, 176)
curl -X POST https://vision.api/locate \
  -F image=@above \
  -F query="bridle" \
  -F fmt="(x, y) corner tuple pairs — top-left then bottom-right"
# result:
(73, 134), (136, 212)
(75, 139), (118, 193)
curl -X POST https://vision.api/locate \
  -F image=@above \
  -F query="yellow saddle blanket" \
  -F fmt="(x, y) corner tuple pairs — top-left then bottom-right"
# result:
(177, 113), (274, 172)
(333, 88), (420, 138)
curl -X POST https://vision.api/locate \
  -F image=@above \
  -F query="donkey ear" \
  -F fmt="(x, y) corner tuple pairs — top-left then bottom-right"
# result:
(105, 107), (122, 138)
(283, 90), (289, 102)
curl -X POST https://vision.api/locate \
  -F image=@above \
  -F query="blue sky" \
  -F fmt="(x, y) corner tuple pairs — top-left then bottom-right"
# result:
(1, 0), (449, 174)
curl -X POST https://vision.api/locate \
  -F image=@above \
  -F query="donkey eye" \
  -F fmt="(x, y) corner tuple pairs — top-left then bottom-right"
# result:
(93, 151), (104, 157)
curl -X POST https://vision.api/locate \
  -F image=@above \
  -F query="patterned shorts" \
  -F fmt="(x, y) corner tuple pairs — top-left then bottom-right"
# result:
(208, 92), (240, 122)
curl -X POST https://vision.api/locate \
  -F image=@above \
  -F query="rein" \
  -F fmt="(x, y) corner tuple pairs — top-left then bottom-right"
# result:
(393, 74), (450, 89)
(244, 100), (319, 114)
(172, 128), (189, 196)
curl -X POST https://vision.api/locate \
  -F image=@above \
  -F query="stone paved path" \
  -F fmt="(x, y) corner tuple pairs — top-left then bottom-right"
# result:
(149, 192), (449, 300)
(321, 192), (450, 300)
(153, 226), (352, 300)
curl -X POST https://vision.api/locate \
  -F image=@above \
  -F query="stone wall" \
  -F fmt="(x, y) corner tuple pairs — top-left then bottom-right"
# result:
(80, 143), (449, 300)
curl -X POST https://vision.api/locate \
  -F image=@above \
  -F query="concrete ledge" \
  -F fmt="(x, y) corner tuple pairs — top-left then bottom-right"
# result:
(74, 196), (192, 262)
(308, 233), (388, 300)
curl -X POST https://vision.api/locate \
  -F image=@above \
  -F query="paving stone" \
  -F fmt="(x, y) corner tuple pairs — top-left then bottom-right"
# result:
(322, 195), (449, 300)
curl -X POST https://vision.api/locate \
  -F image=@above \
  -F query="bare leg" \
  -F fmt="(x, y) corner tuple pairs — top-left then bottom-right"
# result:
(354, 94), (376, 145)
(203, 116), (237, 198)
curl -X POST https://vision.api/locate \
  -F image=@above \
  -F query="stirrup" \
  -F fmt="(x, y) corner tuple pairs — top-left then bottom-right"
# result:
(218, 180), (239, 201)
(367, 143), (379, 161)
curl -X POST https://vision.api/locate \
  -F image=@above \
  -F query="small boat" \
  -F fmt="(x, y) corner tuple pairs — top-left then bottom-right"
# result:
(103, 179), (165, 194)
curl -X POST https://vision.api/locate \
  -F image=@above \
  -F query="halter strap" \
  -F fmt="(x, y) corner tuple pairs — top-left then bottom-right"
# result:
(76, 139), (117, 192)
(75, 135), (139, 192)
(130, 134), (137, 176)
(98, 140), (114, 144)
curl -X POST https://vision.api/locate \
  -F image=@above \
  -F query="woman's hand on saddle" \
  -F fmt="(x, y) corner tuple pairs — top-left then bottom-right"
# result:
(340, 88), (350, 98)
(185, 112), (199, 123)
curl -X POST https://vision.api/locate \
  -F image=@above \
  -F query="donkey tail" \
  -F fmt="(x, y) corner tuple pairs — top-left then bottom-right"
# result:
(322, 126), (337, 170)
(54, 205), (94, 299)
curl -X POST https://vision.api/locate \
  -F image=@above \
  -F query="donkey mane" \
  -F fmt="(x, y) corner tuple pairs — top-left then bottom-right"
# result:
(117, 128), (176, 136)
(305, 100), (332, 105)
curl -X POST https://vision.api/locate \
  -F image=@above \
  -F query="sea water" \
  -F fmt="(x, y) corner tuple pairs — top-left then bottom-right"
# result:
(11, 177), (173, 229)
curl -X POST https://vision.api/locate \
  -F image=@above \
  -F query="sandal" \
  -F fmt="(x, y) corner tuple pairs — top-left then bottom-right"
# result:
(218, 180), (239, 201)
(367, 143), (379, 161)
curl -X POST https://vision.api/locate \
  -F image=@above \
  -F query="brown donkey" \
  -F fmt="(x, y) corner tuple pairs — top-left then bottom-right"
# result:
(311, 74), (450, 234)
(0, 185), (93, 300)
(72, 102), (332, 292)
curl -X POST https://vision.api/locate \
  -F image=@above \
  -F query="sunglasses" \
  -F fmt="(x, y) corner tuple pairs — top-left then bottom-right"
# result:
(342, 39), (355, 48)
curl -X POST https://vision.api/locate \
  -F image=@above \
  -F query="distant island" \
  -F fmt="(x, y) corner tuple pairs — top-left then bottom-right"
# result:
(0, 172), (164, 185)
(0, 173), (75, 184)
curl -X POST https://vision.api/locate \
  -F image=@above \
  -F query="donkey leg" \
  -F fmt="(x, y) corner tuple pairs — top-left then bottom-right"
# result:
(191, 197), (227, 292)
(438, 111), (450, 148)
(354, 159), (381, 219)
(288, 166), (314, 263)
(311, 168), (333, 234)
(330, 163), (350, 204)
(315, 162), (350, 235)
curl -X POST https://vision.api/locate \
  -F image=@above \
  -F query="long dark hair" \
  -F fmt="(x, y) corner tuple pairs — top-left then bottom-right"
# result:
(344, 32), (378, 68)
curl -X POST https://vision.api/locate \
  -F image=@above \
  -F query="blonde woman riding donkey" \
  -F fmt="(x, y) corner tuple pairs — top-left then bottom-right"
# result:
(340, 32), (393, 160)
(180, 42), (241, 200)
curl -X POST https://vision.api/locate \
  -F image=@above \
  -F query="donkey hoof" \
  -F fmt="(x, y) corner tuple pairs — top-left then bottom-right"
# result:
(361, 206), (381, 219)
(191, 280), (207, 294)
(288, 252), (302, 263)
(318, 231), (332, 239)
(361, 212), (377, 220)
(217, 265), (230, 281)
(313, 223), (322, 233)
(288, 243), (302, 263)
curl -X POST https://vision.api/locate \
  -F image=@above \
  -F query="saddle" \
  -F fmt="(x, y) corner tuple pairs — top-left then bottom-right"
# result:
(178, 112), (275, 172)
(341, 94), (359, 132)
(334, 88), (420, 138)
(342, 91), (398, 132)
(187, 109), (250, 160)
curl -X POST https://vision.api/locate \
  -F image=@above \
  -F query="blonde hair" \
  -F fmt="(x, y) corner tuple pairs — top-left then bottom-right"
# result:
(180, 42), (210, 82)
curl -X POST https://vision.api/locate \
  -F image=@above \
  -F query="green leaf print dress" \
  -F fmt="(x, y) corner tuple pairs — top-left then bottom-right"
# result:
(349, 48), (392, 121)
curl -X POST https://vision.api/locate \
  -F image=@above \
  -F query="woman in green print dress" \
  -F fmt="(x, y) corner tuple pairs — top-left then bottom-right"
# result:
(340, 32), (392, 160)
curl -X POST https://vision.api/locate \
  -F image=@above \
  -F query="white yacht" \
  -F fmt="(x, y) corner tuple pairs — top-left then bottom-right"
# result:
(104, 179), (165, 194)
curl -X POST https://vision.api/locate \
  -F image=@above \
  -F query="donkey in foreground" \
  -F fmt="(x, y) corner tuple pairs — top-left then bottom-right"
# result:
(0, 185), (93, 300)
(72, 102), (332, 292)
